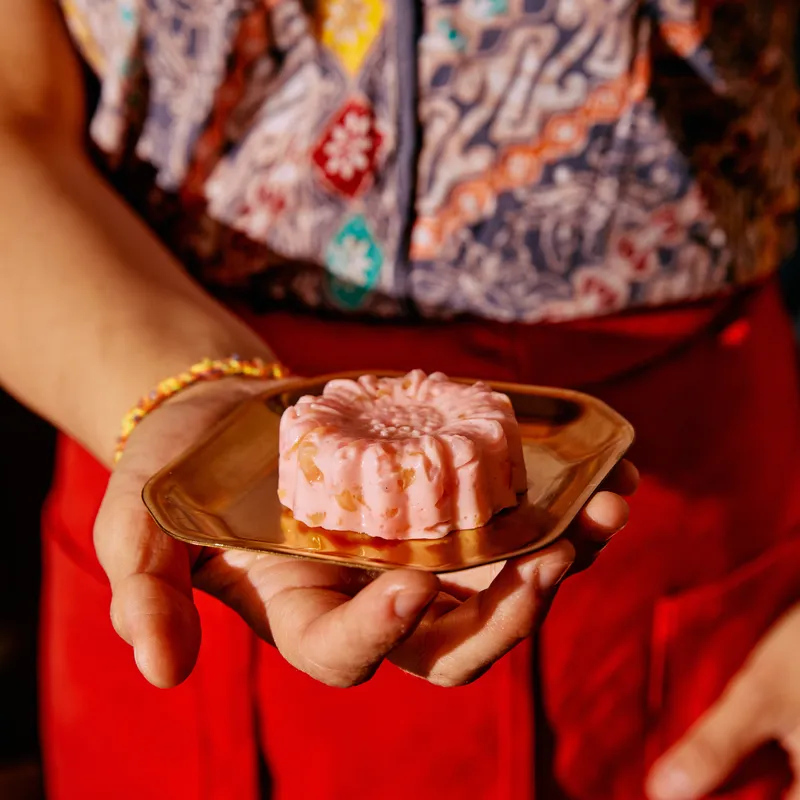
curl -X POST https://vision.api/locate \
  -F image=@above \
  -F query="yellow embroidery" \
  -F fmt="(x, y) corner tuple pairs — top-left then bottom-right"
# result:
(318, 0), (385, 76)
(61, 1), (107, 74)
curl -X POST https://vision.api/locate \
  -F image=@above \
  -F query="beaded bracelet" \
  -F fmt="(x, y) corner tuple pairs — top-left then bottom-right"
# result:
(113, 356), (290, 466)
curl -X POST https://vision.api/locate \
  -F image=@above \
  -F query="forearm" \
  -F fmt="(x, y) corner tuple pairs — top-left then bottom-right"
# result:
(0, 129), (274, 466)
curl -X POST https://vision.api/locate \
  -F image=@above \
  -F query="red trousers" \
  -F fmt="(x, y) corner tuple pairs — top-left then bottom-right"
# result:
(41, 280), (800, 799)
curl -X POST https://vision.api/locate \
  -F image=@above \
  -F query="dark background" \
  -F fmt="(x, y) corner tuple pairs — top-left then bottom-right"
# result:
(0, 391), (53, 798)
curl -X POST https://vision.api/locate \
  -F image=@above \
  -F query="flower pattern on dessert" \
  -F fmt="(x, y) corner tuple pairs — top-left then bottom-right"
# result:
(278, 371), (527, 540)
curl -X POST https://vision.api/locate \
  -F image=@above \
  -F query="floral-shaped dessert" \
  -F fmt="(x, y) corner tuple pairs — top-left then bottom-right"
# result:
(278, 370), (528, 539)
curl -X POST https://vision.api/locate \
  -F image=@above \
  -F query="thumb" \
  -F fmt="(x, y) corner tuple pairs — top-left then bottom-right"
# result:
(95, 476), (202, 689)
(646, 667), (770, 800)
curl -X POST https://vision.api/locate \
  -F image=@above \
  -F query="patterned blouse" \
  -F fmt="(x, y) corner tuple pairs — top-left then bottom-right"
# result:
(60, 0), (799, 323)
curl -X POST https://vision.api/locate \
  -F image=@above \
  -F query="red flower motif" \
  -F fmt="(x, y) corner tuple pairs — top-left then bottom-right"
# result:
(312, 100), (382, 197)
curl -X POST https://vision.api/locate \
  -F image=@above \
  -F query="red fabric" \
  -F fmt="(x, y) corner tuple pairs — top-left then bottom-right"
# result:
(40, 280), (800, 800)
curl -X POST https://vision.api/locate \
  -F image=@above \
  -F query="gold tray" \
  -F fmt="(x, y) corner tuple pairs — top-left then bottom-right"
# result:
(143, 373), (634, 574)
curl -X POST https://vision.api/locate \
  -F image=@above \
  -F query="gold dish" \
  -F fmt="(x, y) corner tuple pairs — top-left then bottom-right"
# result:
(143, 373), (634, 573)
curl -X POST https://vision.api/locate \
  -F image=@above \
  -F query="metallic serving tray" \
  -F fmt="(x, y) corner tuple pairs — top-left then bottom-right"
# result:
(143, 373), (634, 573)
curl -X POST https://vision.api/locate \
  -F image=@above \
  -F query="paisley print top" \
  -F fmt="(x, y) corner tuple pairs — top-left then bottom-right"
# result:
(59, 0), (800, 322)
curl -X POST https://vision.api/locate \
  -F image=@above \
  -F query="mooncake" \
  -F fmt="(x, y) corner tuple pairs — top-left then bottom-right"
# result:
(278, 370), (527, 539)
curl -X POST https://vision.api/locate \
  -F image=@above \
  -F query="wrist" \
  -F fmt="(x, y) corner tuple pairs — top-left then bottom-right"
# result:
(111, 355), (289, 468)
(84, 305), (280, 467)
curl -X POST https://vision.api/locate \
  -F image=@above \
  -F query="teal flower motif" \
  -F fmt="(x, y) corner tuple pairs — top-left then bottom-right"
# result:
(120, 4), (137, 27)
(469, 0), (508, 17)
(325, 216), (383, 309)
(436, 20), (467, 52)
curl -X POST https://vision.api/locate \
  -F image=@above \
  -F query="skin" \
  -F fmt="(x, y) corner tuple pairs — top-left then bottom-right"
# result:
(647, 604), (800, 800)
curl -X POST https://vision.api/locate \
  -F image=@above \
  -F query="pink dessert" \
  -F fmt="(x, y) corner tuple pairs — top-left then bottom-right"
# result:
(278, 370), (527, 540)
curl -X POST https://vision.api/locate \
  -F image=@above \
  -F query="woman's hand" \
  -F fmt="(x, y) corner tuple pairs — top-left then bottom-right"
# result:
(647, 603), (800, 800)
(95, 379), (637, 689)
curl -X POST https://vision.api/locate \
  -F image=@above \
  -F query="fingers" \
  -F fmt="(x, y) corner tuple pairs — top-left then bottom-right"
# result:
(567, 460), (637, 550)
(197, 552), (439, 687)
(390, 538), (575, 686)
(563, 461), (637, 578)
(274, 569), (439, 687)
(646, 666), (771, 800)
(575, 490), (630, 544)
(94, 474), (201, 688)
(111, 571), (202, 687)
(438, 560), (506, 601)
(601, 459), (640, 497)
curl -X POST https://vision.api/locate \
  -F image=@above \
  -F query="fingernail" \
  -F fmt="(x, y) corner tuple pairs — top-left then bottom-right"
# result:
(533, 559), (573, 591)
(648, 765), (695, 800)
(392, 589), (433, 620)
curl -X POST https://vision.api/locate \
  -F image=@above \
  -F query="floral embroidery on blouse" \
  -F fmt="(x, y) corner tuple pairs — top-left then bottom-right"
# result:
(59, 0), (800, 322)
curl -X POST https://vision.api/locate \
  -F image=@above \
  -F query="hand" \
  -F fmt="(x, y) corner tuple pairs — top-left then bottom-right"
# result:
(95, 378), (637, 689)
(383, 462), (637, 685)
(647, 603), (800, 800)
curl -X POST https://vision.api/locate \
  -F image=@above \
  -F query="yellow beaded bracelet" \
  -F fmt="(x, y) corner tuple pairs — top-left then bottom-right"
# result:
(113, 356), (290, 466)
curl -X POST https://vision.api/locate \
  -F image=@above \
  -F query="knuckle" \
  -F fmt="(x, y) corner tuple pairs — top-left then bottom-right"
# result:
(300, 658), (367, 689)
(292, 634), (379, 689)
(429, 672), (466, 688)
(317, 672), (357, 689)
